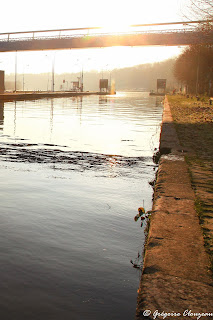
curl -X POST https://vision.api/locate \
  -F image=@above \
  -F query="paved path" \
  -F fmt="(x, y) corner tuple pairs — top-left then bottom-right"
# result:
(135, 97), (213, 320)
(168, 95), (213, 272)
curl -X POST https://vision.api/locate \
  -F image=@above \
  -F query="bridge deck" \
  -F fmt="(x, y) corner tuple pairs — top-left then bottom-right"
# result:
(0, 21), (212, 51)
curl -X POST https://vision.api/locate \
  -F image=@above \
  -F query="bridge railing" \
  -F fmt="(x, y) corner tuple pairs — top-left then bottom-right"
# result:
(0, 20), (211, 43)
(0, 27), (198, 43)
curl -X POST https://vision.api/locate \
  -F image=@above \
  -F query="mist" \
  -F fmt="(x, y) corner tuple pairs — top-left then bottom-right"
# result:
(5, 58), (177, 92)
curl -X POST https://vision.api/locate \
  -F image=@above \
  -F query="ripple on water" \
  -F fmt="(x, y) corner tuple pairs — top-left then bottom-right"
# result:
(0, 143), (154, 178)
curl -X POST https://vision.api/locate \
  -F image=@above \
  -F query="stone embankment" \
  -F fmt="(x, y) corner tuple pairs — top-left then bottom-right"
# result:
(135, 97), (213, 320)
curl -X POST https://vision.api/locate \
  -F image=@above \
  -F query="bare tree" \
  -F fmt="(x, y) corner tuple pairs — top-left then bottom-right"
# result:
(176, 1), (213, 95)
(174, 45), (213, 95)
(184, 0), (213, 20)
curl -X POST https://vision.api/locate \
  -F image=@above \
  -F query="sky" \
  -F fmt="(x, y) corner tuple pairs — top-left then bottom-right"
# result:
(0, 0), (190, 76)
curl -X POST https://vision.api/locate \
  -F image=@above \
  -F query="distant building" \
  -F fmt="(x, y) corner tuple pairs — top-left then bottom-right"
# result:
(99, 79), (108, 92)
(72, 81), (80, 91)
(0, 71), (5, 93)
(157, 79), (166, 94)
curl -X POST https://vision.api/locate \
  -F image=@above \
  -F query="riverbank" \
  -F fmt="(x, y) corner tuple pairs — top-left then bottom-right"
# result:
(0, 91), (111, 102)
(135, 96), (213, 319)
(168, 95), (213, 272)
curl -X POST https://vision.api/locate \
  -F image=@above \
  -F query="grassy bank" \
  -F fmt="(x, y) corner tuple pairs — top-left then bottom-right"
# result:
(167, 94), (213, 273)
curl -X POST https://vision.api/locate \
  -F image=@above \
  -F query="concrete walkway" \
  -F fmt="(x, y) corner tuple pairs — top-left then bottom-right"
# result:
(135, 97), (213, 320)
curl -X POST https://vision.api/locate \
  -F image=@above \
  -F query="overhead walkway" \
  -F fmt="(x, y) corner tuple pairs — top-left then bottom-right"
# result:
(0, 20), (212, 52)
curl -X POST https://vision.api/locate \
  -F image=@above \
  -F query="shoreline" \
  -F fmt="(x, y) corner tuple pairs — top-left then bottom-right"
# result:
(135, 96), (213, 319)
(0, 91), (112, 102)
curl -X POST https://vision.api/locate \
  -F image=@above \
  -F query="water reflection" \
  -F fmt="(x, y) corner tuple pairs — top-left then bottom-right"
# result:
(156, 96), (163, 107)
(0, 93), (163, 158)
(50, 99), (54, 137)
(0, 101), (4, 130)
(77, 96), (83, 125)
(99, 97), (108, 105)
(0, 92), (163, 320)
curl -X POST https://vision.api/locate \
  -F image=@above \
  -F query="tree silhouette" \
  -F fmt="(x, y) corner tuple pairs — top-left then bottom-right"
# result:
(174, 45), (213, 95)
(174, 0), (213, 95)
(184, 0), (213, 20)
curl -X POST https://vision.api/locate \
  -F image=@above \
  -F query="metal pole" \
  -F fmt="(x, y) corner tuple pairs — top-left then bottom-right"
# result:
(81, 67), (83, 92)
(52, 53), (55, 92)
(23, 72), (24, 91)
(15, 51), (17, 92)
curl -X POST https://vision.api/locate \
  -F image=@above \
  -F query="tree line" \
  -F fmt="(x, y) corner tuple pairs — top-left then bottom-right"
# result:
(174, 0), (213, 95)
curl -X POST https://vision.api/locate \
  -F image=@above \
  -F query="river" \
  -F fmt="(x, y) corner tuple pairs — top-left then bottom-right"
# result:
(0, 92), (163, 320)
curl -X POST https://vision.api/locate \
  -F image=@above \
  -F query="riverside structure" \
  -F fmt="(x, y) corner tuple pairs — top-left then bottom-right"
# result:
(135, 97), (213, 318)
(0, 20), (212, 52)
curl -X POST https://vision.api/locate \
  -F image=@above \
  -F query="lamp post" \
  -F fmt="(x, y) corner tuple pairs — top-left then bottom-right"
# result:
(80, 57), (91, 92)
(15, 51), (17, 92)
(73, 57), (91, 92)
(22, 64), (29, 92)
(44, 54), (51, 91)
(74, 59), (83, 92)
(81, 66), (83, 92)
(52, 52), (56, 92)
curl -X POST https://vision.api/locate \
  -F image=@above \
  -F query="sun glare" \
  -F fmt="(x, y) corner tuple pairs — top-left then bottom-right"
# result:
(100, 23), (133, 34)
(0, 0), (185, 76)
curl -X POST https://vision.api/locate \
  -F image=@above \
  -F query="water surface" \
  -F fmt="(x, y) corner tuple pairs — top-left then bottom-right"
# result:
(0, 92), (163, 320)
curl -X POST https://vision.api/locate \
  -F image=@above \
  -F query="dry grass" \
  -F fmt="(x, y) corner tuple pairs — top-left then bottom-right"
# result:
(168, 94), (213, 272)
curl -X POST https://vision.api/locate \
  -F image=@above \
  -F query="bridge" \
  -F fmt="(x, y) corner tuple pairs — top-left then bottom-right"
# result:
(0, 20), (212, 52)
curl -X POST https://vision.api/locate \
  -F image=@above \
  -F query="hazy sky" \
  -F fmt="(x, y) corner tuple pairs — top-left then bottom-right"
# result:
(1, 0), (188, 32)
(0, 0), (190, 75)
